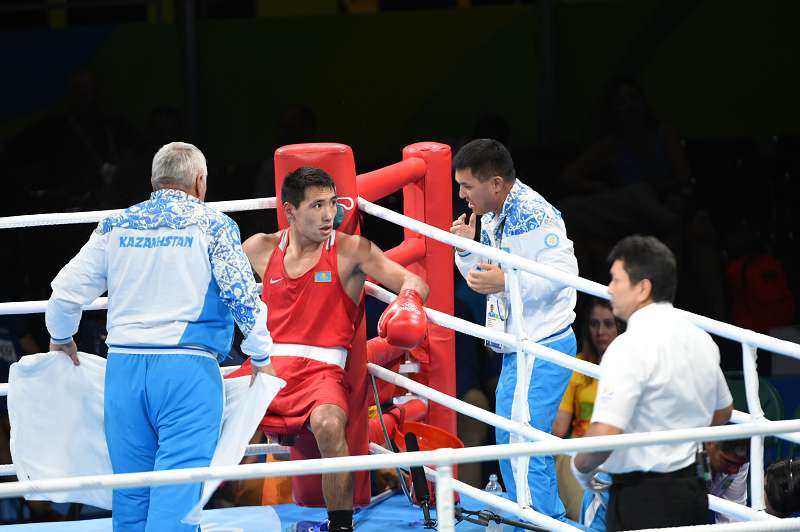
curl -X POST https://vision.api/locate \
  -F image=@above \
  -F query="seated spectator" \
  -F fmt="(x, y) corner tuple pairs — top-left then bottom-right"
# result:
(553, 299), (623, 438)
(552, 298), (623, 519)
(559, 78), (725, 319)
(559, 78), (687, 278)
(705, 439), (750, 523)
(766, 457), (800, 517)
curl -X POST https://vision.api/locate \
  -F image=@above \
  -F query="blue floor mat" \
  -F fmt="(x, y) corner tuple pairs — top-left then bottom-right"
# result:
(0, 494), (501, 531)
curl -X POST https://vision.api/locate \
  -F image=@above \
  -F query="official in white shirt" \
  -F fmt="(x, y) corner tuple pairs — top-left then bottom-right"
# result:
(572, 235), (733, 531)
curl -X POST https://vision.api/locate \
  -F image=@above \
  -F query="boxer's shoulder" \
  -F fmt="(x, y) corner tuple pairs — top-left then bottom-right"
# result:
(242, 232), (281, 278)
(243, 232), (280, 254)
(335, 232), (371, 253)
(334, 232), (375, 264)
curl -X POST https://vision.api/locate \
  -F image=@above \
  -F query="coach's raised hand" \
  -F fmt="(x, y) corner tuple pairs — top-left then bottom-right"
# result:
(450, 213), (476, 243)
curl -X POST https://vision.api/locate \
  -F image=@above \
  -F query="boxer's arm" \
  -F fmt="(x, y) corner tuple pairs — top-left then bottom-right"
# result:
(356, 237), (429, 301)
(349, 236), (430, 348)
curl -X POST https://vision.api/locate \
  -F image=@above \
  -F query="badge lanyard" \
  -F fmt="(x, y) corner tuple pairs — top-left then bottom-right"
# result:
(485, 215), (509, 351)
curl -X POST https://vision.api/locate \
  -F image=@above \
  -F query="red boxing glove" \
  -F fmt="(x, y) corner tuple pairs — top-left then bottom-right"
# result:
(378, 289), (427, 349)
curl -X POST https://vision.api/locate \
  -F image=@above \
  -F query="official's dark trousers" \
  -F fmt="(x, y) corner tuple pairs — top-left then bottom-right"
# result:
(607, 465), (709, 531)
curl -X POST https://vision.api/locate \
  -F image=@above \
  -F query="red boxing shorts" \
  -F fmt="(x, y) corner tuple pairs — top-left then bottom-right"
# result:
(261, 356), (350, 434)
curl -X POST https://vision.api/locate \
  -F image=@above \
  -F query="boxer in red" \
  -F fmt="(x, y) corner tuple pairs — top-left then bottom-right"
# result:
(244, 167), (429, 532)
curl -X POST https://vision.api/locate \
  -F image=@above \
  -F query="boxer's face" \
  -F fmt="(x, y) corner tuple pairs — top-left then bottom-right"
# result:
(455, 168), (503, 216)
(288, 186), (337, 242)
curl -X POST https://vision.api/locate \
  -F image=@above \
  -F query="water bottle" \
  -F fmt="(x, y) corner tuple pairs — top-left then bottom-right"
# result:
(483, 474), (503, 532)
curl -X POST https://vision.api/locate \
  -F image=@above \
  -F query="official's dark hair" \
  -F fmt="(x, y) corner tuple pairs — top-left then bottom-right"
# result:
(452, 138), (515, 183)
(607, 235), (677, 303)
(281, 167), (336, 208)
(766, 458), (800, 517)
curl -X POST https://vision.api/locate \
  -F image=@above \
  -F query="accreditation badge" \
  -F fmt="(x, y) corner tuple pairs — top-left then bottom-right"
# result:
(484, 294), (508, 352)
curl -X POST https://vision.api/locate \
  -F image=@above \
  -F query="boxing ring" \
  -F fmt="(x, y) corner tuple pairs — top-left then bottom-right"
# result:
(0, 141), (799, 531)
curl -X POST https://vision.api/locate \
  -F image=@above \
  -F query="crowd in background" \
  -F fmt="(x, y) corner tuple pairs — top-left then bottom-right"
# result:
(0, 66), (798, 524)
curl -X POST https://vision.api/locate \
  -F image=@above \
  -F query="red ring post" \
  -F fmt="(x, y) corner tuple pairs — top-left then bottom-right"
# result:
(401, 142), (455, 436)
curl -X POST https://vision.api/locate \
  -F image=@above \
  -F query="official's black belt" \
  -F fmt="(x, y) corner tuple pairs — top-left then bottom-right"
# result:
(612, 463), (697, 486)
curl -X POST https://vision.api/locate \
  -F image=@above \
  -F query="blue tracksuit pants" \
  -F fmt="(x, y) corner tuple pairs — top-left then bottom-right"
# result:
(104, 353), (223, 532)
(495, 330), (576, 523)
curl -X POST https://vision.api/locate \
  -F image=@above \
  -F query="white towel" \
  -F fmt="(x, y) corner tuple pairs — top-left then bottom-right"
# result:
(8, 351), (284, 517)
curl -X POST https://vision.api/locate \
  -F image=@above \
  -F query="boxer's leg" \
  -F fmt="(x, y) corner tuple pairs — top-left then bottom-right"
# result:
(310, 403), (353, 530)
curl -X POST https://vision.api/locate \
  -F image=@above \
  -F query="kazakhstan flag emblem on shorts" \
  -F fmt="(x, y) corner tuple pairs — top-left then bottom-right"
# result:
(314, 271), (332, 283)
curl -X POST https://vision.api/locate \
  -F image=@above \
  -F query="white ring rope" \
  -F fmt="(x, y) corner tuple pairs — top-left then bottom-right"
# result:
(369, 443), (581, 532)
(366, 282), (800, 446)
(0, 296), (108, 316)
(0, 198), (276, 229)
(369, 443), (776, 525)
(1, 193), (798, 529)
(358, 192), (800, 525)
(1, 355), (776, 523)
(357, 197), (800, 361)
(11, 283), (793, 447)
(365, 373), (777, 526)
(366, 283), (600, 379)
(708, 495), (777, 523)
(0, 420), (797, 500)
(0, 444), (289, 477)
(636, 520), (800, 532)
(0, 196), (796, 358)
(368, 362), (555, 444)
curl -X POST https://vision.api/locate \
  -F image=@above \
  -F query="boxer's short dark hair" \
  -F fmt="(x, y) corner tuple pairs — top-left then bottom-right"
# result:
(282, 167), (336, 207)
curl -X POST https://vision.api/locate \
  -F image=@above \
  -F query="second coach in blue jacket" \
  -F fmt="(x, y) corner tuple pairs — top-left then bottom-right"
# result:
(46, 142), (275, 532)
(451, 138), (578, 523)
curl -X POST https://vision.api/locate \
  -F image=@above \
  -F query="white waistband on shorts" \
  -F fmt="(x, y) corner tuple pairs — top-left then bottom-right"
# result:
(270, 343), (347, 368)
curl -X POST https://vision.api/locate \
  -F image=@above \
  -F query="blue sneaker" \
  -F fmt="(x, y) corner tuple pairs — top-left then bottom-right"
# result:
(284, 520), (329, 532)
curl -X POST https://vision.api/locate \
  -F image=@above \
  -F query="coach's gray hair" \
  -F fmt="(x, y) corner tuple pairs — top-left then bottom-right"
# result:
(151, 142), (207, 191)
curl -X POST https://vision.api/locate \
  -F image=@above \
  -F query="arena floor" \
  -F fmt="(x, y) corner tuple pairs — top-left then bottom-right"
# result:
(0, 494), (500, 531)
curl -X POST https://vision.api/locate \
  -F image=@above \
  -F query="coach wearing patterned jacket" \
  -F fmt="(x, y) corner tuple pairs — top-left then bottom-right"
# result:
(45, 142), (275, 532)
(450, 138), (579, 523)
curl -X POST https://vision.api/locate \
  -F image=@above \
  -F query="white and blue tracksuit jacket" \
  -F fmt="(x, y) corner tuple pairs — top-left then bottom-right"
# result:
(46, 188), (272, 365)
(455, 179), (579, 523)
(455, 179), (577, 347)
(46, 188), (274, 530)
